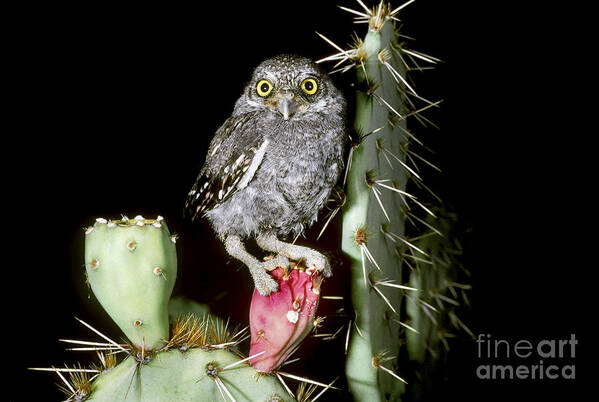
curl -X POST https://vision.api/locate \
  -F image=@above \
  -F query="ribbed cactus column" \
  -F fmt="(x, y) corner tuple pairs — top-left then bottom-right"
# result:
(84, 216), (177, 351)
(341, 12), (410, 402)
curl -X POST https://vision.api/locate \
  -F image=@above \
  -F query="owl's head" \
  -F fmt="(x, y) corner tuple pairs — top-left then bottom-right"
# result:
(235, 54), (342, 121)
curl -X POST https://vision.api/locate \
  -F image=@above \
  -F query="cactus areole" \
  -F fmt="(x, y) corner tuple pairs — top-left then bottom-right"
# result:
(249, 266), (322, 372)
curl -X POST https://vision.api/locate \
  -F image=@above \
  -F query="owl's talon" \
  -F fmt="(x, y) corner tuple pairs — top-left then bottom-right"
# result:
(251, 257), (290, 296)
(262, 255), (290, 272)
(255, 273), (279, 296)
(305, 253), (332, 278)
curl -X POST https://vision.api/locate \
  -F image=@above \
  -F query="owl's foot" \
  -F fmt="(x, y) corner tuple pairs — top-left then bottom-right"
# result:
(262, 255), (290, 271)
(256, 233), (332, 278)
(251, 256), (289, 295)
(301, 250), (332, 277)
(225, 235), (290, 296)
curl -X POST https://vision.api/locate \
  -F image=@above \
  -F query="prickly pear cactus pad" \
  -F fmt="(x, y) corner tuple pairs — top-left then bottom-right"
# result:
(84, 215), (177, 351)
(87, 342), (293, 401)
(46, 314), (293, 401)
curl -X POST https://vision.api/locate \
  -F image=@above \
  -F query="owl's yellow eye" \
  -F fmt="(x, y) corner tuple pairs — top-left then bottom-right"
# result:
(256, 79), (273, 97)
(300, 78), (318, 95)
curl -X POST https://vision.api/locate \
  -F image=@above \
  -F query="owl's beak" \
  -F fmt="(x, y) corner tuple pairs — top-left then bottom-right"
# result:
(277, 93), (297, 120)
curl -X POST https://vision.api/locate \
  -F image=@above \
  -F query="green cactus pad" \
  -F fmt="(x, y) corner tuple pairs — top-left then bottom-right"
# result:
(84, 216), (177, 351)
(87, 348), (292, 401)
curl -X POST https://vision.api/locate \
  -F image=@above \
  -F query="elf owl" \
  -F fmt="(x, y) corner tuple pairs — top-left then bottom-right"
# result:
(185, 54), (347, 296)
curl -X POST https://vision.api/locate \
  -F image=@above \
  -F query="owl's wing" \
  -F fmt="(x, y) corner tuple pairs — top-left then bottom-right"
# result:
(185, 113), (268, 221)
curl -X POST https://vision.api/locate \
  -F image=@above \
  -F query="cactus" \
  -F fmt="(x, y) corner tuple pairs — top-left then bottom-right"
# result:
(33, 216), (341, 401)
(405, 210), (473, 376)
(316, 1), (470, 400)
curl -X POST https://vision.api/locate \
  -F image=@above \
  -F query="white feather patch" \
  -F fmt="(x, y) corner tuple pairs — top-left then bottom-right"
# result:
(237, 139), (269, 190)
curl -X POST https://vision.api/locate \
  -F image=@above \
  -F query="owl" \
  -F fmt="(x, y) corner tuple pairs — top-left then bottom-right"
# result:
(186, 54), (347, 296)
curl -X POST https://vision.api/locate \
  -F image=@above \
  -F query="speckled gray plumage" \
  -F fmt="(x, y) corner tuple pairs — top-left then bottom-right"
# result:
(186, 54), (347, 295)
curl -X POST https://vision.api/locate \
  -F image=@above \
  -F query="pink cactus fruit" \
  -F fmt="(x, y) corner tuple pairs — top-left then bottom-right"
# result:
(249, 267), (322, 372)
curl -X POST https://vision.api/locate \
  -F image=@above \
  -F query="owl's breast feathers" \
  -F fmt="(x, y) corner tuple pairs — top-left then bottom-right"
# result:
(186, 111), (346, 227)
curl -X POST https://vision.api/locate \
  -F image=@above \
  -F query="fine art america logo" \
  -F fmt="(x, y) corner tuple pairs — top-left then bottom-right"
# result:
(476, 334), (577, 380)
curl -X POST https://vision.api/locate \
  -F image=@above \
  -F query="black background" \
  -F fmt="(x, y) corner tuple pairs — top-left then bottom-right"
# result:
(6, 0), (588, 400)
